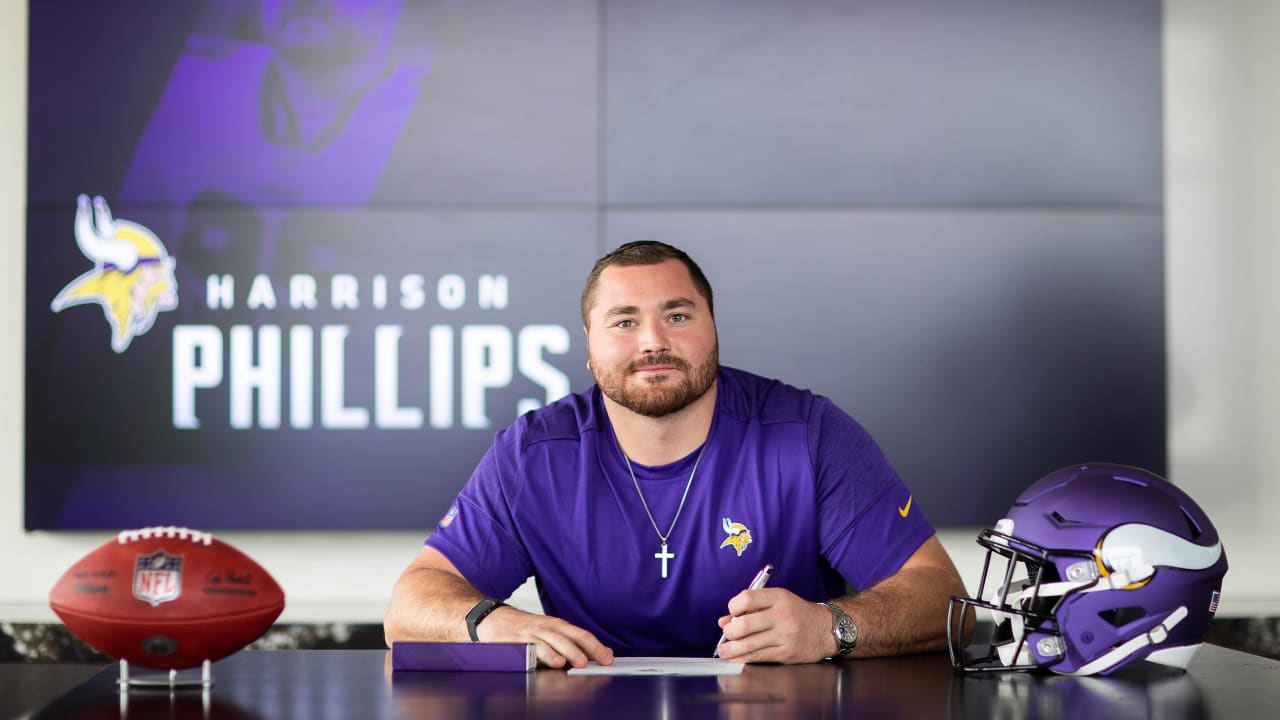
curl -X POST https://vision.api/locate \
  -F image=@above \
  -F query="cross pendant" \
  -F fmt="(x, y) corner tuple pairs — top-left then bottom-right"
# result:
(654, 542), (675, 579)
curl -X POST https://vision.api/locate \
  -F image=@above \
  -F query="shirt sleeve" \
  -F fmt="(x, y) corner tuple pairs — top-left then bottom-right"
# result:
(425, 429), (535, 600)
(809, 398), (935, 592)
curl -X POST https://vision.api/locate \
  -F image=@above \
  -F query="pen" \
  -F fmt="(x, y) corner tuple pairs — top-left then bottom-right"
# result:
(714, 563), (774, 657)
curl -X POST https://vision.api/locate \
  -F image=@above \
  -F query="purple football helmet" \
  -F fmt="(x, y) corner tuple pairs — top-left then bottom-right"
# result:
(949, 464), (1228, 676)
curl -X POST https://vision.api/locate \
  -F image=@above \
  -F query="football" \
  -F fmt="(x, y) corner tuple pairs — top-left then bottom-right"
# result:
(49, 526), (285, 670)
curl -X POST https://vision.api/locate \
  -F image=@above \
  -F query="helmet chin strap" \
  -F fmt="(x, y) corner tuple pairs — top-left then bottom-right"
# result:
(987, 580), (1060, 669)
(1062, 605), (1189, 676)
(996, 637), (1036, 669)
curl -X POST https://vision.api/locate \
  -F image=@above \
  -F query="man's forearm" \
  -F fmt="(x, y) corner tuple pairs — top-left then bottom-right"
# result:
(384, 561), (615, 668)
(835, 564), (968, 657)
(383, 566), (486, 646)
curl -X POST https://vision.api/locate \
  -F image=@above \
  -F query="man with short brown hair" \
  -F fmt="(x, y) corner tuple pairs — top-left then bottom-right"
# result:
(386, 241), (966, 668)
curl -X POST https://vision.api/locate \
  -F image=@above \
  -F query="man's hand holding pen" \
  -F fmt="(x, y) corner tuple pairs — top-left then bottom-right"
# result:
(714, 588), (844, 664)
(713, 563), (844, 665)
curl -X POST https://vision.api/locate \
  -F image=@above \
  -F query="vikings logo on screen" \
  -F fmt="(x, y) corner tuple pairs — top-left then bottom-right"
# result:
(50, 195), (178, 353)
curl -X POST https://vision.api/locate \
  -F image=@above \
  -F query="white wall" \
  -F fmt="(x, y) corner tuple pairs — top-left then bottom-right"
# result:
(2, 0), (1277, 625)
(1162, 0), (1280, 616)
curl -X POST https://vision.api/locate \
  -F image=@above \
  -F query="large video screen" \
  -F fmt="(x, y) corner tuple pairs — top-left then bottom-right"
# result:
(25, 0), (1164, 529)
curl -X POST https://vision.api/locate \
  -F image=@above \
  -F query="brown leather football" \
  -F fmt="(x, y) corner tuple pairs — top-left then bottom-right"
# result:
(49, 527), (285, 670)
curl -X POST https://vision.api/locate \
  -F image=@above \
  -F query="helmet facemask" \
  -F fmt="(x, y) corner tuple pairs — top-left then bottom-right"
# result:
(949, 524), (1099, 672)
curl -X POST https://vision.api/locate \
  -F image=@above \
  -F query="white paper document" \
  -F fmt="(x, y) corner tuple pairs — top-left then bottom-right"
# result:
(566, 657), (745, 676)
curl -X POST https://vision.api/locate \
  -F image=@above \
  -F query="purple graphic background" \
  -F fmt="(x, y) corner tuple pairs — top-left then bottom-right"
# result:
(26, 0), (1164, 529)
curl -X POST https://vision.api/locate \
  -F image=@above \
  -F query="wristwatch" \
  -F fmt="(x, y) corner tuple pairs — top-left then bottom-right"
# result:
(821, 602), (858, 659)
(465, 597), (507, 642)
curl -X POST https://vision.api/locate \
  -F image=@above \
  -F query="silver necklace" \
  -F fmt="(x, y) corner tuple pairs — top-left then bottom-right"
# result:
(621, 441), (707, 579)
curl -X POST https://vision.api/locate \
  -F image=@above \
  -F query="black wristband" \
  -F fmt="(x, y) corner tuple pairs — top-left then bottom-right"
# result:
(465, 598), (507, 642)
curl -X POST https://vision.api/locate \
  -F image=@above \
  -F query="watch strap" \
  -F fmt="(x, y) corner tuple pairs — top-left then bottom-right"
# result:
(465, 597), (507, 642)
(821, 601), (858, 659)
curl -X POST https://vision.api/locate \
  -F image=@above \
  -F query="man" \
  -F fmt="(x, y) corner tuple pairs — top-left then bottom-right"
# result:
(385, 241), (967, 668)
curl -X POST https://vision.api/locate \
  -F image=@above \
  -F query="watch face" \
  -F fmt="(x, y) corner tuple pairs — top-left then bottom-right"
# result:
(837, 617), (857, 644)
(823, 603), (857, 655)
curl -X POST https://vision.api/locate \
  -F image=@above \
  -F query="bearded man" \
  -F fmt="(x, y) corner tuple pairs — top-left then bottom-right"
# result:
(385, 241), (967, 667)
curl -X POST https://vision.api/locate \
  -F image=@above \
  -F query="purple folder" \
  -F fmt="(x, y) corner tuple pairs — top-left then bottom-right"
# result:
(391, 642), (536, 672)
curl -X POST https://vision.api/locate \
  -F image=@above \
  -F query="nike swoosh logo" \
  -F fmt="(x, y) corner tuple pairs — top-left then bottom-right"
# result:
(898, 495), (913, 517)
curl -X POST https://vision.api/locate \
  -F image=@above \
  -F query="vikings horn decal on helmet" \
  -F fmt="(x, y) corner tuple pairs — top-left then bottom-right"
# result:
(947, 464), (1228, 676)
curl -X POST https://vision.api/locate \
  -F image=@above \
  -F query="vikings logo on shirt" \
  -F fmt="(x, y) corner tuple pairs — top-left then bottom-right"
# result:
(50, 195), (178, 353)
(719, 517), (752, 556)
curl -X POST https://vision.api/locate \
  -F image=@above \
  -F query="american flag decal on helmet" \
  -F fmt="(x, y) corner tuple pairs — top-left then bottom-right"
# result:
(1208, 591), (1220, 613)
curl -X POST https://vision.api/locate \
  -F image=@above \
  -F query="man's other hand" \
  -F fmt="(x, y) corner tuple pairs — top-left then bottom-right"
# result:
(479, 606), (615, 669)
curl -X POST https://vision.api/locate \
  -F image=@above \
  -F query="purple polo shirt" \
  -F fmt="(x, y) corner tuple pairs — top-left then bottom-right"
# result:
(427, 366), (934, 656)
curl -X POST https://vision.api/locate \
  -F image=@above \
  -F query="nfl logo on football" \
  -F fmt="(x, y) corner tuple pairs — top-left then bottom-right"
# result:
(133, 550), (183, 607)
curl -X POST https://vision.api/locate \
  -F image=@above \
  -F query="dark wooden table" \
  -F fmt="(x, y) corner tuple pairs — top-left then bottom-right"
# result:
(8, 644), (1278, 719)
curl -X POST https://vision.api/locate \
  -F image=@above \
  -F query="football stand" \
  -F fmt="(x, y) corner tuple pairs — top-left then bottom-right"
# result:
(117, 658), (213, 718)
